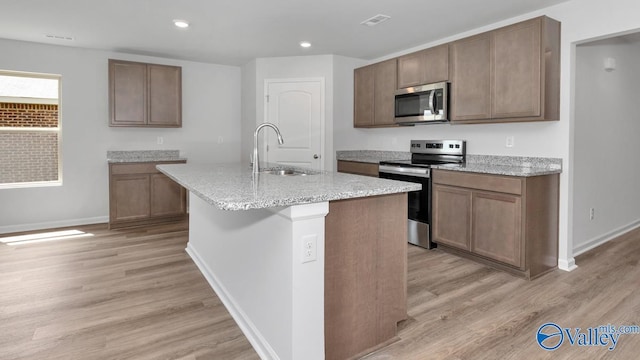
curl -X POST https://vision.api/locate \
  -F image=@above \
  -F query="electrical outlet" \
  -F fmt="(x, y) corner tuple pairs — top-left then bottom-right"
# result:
(301, 235), (317, 263)
(505, 136), (514, 148)
(590, 208), (595, 220)
(217, 136), (224, 144)
(157, 136), (164, 145)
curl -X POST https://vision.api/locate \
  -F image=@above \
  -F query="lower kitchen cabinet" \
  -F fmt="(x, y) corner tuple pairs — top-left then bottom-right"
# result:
(432, 169), (558, 279)
(109, 161), (187, 229)
(431, 185), (472, 251)
(336, 160), (379, 177)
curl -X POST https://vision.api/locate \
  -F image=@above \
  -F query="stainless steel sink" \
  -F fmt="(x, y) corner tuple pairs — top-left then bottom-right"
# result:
(261, 169), (308, 176)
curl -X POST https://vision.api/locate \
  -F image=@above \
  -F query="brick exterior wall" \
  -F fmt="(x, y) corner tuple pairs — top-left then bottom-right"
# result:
(0, 102), (58, 127)
(0, 102), (59, 184)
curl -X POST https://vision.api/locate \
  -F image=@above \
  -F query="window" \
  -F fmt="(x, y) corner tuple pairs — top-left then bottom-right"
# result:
(0, 71), (61, 188)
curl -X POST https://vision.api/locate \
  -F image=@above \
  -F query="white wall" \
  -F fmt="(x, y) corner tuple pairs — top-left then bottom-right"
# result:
(0, 38), (241, 233)
(240, 59), (257, 165)
(332, 55), (368, 170)
(241, 55), (337, 170)
(573, 39), (640, 254)
(332, 0), (640, 269)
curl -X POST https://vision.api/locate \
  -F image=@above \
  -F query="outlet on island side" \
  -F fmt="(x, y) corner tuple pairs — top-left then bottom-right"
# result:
(301, 234), (317, 263)
(590, 207), (595, 221)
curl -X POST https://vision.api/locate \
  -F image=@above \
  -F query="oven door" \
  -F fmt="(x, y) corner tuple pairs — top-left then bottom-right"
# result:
(378, 166), (434, 249)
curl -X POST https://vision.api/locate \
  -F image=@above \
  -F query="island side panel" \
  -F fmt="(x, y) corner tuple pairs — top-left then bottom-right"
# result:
(186, 194), (328, 360)
(324, 192), (408, 360)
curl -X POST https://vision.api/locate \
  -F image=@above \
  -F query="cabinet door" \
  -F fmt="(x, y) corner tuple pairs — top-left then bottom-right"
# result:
(110, 174), (150, 222)
(432, 184), (471, 251)
(148, 64), (182, 127)
(109, 60), (147, 126)
(449, 33), (491, 121)
(422, 44), (449, 84)
(397, 45), (449, 89)
(492, 18), (541, 119)
(373, 59), (397, 126)
(471, 191), (523, 268)
(397, 51), (424, 89)
(354, 65), (375, 127)
(150, 174), (186, 217)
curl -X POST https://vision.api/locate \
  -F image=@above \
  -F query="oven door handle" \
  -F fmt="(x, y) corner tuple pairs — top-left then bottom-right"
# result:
(378, 165), (430, 178)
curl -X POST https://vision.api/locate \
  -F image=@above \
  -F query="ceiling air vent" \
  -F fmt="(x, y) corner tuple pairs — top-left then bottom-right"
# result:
(360, 14), (391, 27)
(45, 34), (75, 41)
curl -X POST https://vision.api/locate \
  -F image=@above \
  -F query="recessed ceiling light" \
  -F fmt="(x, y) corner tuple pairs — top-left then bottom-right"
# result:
(173, 19), (190, 28)
(300, 41), (311, 48)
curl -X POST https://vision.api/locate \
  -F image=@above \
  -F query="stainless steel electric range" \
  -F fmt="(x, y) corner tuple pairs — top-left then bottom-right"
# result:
(378, 140), (466, 249)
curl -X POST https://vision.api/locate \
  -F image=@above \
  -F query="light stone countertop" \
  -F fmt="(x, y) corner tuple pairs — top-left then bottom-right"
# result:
(430, 162), (561, 177)
(336, 150), (562, 177)
(335, 150), (410, 164)
(157, 163), (422, 211)
(431, 155), (562, 177)
(107, 150), (186, 163)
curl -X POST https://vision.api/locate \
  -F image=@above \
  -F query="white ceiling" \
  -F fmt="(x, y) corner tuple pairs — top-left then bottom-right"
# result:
(0, 0), (571, 66)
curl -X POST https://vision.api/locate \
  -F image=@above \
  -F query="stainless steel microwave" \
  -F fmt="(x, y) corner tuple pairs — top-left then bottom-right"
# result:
(394, 82), (448, 125)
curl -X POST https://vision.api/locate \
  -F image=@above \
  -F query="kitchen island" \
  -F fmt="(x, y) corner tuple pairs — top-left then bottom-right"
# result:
(157, 163), (420, 360)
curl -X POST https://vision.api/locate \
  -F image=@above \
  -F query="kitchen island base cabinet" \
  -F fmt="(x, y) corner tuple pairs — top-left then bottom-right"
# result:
(432, 169), (558, 279)
(185, 192), (408, 360)
(325, 193), (407, 360)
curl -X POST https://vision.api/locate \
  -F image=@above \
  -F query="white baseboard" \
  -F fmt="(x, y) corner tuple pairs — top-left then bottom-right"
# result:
(558, 257), (577, 272)
(185, 243), (278, 360)
(0, 216), (109, 235)
(574, 219), (640, 257)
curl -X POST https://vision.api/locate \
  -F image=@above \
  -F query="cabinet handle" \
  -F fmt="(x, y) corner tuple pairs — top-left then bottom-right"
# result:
(313, 154), (320, 159)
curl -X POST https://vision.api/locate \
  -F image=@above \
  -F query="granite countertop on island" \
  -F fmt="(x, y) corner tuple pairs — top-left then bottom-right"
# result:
(157, 163), (421, 211)
(107, 150), (186, 163)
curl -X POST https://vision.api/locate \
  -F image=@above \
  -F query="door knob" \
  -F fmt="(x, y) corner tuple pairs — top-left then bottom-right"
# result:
(313, 154), (319, 159)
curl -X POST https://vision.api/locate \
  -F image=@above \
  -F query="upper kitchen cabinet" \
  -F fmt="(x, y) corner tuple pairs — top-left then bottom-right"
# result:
(397, 44), (449, 89)
(109, 59), (182, 127)
(449, 33), (492, 121)
(354, 59), (397, 128)
(450, 16), (560, 124)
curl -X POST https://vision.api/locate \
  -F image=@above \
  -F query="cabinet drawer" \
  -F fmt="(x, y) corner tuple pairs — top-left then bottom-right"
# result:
(433, 169), (522, 195)
(337, 160), (379, 177)
(110, 160), (186, 175)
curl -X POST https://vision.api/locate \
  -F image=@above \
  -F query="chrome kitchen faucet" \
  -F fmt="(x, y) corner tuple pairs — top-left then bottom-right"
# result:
(252, 122), (284, 174)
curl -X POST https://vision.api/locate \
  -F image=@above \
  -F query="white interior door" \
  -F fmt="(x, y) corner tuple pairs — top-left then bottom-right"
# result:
(264, 78), (324, 170)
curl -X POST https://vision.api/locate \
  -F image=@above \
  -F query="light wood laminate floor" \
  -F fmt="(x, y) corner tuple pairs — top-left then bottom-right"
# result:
(1, 221), (639, 359)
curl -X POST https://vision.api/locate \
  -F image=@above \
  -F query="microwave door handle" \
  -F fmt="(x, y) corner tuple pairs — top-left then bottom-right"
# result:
(428, 90), (436, 118)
